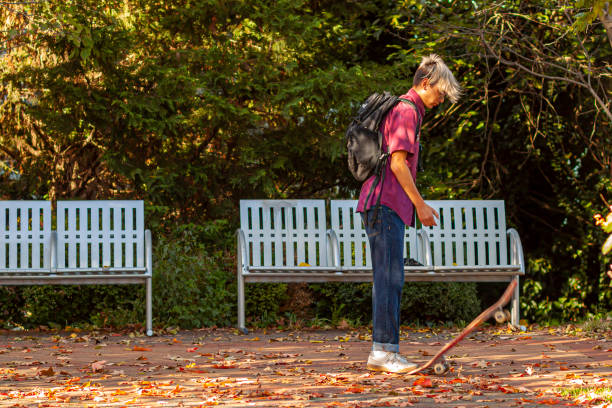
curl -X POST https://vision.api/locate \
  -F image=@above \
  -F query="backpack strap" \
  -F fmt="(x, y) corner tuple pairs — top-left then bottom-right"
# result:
(398, 98), (422, 140)
(400, 97), (424, 172)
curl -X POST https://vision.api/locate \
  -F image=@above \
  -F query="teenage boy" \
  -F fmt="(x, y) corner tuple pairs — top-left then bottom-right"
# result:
(358, 54), (462, 373)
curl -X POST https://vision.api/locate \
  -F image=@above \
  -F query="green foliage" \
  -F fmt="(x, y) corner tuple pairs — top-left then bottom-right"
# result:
(309, 282), (373, 323)
(0, 0), (610, 327)
(245, 284), (289, 327)
(380, 0), (611, 322)
(0, 285), (140, 329)
(309, 281), (480, 325)
(401, 283), (481, 324)
(0, 287), (26, 327)
(151, 224), (235, 329)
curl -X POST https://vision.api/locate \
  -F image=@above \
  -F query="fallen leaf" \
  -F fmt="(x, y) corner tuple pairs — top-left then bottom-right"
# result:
(212, 361), (237, 369)
(345, 385), (365, 393)
(537, 398), (561, 405)
(111, 389), (128, 396)
(91, 360), (106, 372)
(38, 367), (55, 376)
(413, 377), (433, 387)
(473, 360), (489, 369)
(133, 346), (151, 352)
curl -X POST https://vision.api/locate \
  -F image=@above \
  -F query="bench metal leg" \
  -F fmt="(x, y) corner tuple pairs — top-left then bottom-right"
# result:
(145, 229), (153, 336)
(237, 271), (246, 333)
(146, 277), (153, 336)
(510, 275), (520, 327)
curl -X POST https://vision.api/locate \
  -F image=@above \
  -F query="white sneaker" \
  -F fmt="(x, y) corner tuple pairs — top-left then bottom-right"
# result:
(367, 351), (417, 373)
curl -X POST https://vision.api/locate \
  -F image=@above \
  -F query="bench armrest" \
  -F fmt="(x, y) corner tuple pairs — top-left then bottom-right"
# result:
(326, 229), (340, 268)
(507, 228), (525, 273)
(236, 229), (248, 271)
(417, 229), (432, 266)
(145, 229), (153, 276)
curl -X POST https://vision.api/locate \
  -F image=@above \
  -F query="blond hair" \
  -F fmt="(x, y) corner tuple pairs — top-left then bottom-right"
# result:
(413, 54), (462, 103)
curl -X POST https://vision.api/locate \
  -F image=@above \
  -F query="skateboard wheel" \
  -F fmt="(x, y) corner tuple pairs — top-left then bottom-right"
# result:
(494, 309), (507, 324)
(433, 362), (449, 375)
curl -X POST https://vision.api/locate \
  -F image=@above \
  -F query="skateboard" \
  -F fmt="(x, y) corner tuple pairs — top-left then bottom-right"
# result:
(407, 279), (518, 375)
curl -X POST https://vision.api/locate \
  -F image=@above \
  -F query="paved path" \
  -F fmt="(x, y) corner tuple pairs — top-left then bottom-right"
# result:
(0, 326), (610, 407)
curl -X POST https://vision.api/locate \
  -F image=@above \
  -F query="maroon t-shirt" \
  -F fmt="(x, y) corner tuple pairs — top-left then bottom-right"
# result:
(357, 89), (425, 226)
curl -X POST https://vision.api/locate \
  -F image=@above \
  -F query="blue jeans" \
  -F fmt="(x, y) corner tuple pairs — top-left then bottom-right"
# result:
(362, 205), (405, 353)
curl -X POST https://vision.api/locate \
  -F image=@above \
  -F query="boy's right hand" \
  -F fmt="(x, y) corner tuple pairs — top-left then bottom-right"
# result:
(416, 203), (439, 227)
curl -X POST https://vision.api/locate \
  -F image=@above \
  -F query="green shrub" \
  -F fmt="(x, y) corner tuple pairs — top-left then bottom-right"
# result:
(308, 281), (481, 326)
(0, 287), (25, 327)
(244, 283), (289, 326)
(151, 225), (235, 329)
(401, 282), (481, 324)
(6, 285), (140, 329)
(309, 282), (372, 324)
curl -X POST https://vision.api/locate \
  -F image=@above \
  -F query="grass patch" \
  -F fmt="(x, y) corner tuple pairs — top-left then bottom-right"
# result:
(581, 315), (612, 334)
(557, 386), (612, 404)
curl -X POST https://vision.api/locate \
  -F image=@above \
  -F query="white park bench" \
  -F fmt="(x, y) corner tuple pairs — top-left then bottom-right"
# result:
(236, 200), (338, 331)
(236, 199), (525, 331)
(0, 200), (153, 336)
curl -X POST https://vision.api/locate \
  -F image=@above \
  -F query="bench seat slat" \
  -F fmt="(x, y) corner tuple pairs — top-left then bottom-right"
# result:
(0, 276), (148, 285)
(246, 266), (340, 272)
(243, 271), (518, 283)
(54, 267), (147, 273)
(432, 265), (522, 273)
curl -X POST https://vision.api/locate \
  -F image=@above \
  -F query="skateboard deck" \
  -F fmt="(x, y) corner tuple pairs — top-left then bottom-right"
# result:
(407, 279), (518, 375)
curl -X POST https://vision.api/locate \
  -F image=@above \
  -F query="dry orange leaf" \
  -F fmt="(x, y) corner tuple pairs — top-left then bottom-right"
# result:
(39, 367), (55, 376)
(212, 362), (236, 369)
(537, 398), (561, 405)
(497, 385), (517, 394)
(133, 346), (152, 352)
(413, 376), (433, 388)
(344, 385), (365, 393)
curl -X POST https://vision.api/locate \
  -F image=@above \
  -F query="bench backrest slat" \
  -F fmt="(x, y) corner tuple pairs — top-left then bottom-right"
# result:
(330, 200), (420, 268)
(425, 200), (509, 266)
(0, 201), (51, 269)
(57, 201), (145, 269)
(240, 200), (327, 267)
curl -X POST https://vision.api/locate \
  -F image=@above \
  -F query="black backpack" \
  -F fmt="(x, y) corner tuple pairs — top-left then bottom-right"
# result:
(345, 92), (422, 214)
